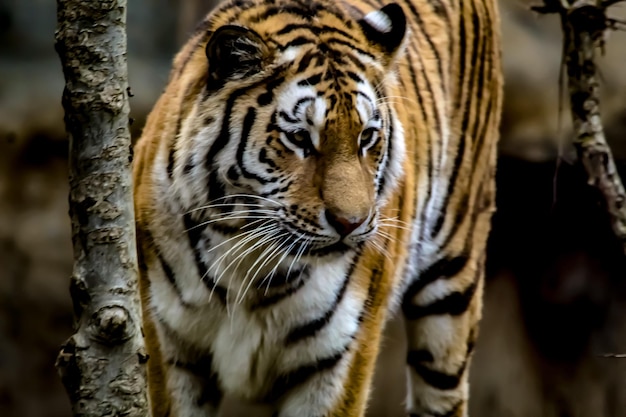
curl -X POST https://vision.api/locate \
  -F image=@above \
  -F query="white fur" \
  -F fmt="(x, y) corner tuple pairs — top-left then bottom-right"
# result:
(364, 10), (393, 34)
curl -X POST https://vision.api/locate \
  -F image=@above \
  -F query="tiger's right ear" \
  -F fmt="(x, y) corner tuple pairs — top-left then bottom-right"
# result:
(205, 25), (271, 85)
(358, 3), (406, 65)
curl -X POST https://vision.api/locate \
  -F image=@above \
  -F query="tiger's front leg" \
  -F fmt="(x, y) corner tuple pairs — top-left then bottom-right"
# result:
(163, 358), (222, 417)
(272, 330), (385, 417)
(401, 211), (492, 417)
(155, 323), (223, 417)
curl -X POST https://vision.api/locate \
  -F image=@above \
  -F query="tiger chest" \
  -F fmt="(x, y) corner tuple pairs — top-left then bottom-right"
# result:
(151, 249), (367, 401)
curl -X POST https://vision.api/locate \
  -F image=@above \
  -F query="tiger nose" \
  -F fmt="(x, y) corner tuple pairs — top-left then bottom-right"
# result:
(324, 209), (366, 237)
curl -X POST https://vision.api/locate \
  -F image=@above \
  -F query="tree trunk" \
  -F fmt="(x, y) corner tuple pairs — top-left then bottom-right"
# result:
(54, 1), (149, 416)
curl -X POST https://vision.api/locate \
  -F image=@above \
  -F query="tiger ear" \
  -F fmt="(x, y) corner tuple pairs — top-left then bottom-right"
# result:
(205, 25), (271, 85)
(358, 3), (406, 63)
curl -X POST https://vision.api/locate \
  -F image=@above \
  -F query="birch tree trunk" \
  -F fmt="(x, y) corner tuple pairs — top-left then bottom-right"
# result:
(54, 1), (149, 416)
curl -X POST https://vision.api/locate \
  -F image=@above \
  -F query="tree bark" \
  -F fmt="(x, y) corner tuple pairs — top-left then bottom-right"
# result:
(54, 1), (149, 416)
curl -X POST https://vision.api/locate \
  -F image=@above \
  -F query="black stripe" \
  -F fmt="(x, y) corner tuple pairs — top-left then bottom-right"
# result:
(428, 0), (450, 19)
(439, 158), (488, 251)
(250, 271), (309, 310)
(279, 110), (299, 124)
(403, 280), (478, 320)
(206, 170), (229, 215)
(296, 50), (318, 72)
(344, 52), (367, 71)
(262, 180), (292, 197)
(407, 353), (467, 390)
(167, 92), (189, 179)
(167, 146), (176, 179)
(401, 48), (433, 245)
(430, 136), (466, 237)
(156, 250), (191, 308)
(277, 35), (316, 50)
(326, 38), (376, 60)
(183, 213), (228, 304)
(264, 345), (349, 402)
(236, 107), (271, 184)
(259, 148), (279, 170)
(471, 87), (494, 169)
(407, 349), (434, 363)
(143, 228), (192, 308)
(377, 105), (394, 196)
(435, 6), (488, 244)
(257, 76), (288, 107)
(254, 5), (317, 22)
(276, 24), (358, 42)
(470, 9), (495, 170)
(284, 264), (352, 345)
(293, 97), (315, 114)
(401, 254), (469, 317)
(403, 1), (445, 92)
(298, 73), (323, 87)
(455, 0), (468, 107)
(204, 68), (286, 173)
(169, 356), (222, 407)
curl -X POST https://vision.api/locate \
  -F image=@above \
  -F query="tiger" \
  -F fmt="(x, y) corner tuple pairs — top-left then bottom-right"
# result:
(132, 0), (502, 416)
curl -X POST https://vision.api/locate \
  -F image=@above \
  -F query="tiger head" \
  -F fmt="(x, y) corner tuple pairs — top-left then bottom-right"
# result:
(172, 2), (407, 259)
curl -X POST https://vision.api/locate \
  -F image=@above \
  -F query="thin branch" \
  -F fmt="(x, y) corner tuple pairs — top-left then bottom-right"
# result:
(534, 0), (626, 254)
(601, 353), (626, 358)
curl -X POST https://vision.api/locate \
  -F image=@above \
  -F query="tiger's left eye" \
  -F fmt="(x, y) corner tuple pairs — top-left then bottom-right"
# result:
(286, 130), (312, 147)
(359, 127), (378, 151)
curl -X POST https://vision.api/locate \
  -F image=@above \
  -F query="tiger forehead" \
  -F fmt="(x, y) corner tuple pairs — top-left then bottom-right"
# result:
(278, 64), (376, 122)
(221, 0), (371, 60)
(234, 0), (359, 38)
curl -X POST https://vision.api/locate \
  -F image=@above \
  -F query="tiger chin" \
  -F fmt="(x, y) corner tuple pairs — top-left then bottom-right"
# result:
(132, 0), (502, 416)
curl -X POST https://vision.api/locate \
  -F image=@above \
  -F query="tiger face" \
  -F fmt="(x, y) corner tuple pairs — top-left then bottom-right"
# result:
(174, 5), (407, 260)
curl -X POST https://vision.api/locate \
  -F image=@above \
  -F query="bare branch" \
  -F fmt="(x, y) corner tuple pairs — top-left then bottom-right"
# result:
(534, 0), (626, 253)
(54, 1), (149, 416)
(601, 353), (626, 358)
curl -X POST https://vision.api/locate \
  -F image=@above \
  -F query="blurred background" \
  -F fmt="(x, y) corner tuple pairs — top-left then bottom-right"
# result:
(1, 0), (626, 416)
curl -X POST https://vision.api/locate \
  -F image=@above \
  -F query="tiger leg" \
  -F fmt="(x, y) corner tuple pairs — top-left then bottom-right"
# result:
(401, 216), (491, 417)
(273, 309), (389, 417)
(163, 357), (222, 417)
(154, 323), (223, 417)
(271, 356), (354, 417)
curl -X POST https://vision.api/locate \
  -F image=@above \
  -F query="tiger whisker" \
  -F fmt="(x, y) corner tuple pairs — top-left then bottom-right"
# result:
(375, 229), (402, 245)
(204, 219), (273, 254)
(379, 215), (411, 225)
(368, 238), (394, 264)
(260, 232), (306, 295)
(207, 223), (277, 281)
(183, 213), (278, 233)
(185, 203), (270, 214)
(204, 193), (282, 207)
(222, 234), (278, 317)
(210, 224), (276, 275)
(213, 227), (282, 313)
(236, 232), (291, 305)
(203, 230), (276, 307)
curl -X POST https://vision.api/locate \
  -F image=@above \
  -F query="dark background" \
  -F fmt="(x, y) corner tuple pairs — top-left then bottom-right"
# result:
(1, 0), (626, 416)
